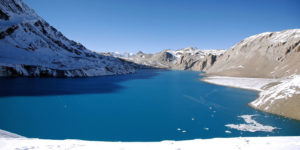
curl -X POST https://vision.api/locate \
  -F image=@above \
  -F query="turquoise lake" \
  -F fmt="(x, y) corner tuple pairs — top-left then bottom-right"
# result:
(0, 70), (300, 141)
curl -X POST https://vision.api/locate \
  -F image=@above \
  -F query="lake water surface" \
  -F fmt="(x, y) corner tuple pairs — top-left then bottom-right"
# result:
(0, 70), (300, 141)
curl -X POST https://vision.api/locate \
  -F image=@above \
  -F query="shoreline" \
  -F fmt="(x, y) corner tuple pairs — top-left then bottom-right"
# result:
(200, 76), (278, 92)
(201, 75), (300, 121)
(200, 77), (259, 92)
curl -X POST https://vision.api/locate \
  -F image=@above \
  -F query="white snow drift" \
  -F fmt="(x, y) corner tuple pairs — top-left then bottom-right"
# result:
(0, 130), (300, 150)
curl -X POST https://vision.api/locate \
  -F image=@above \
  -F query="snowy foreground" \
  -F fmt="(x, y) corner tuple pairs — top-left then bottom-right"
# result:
(1, 130), (300, 150)
(1, 136), (300, 150)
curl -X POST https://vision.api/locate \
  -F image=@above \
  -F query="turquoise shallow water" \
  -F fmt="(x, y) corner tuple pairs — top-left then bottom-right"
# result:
(0, 70), (299, 141)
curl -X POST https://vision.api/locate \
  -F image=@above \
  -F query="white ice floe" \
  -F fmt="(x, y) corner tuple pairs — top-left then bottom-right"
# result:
(202, 76), (278, 91)
(225, 115), (278, 132)
(225, 130), (232, 134)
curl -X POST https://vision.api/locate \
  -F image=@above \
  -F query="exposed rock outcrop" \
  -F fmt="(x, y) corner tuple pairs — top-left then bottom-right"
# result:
(173, 53), (217, 71)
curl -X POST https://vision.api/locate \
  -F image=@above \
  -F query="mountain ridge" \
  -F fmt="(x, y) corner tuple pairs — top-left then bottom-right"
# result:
(110, 47), (226, 71)
(0, 0), (135, 77)
(203, 29), (300, 120)
(206, 29), (300, 78)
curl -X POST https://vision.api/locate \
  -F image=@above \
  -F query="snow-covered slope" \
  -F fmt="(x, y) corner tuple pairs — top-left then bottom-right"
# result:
(120, 47), (226, 70)
(207, 29), (300, 78)
(250, 75), (300, 120)
(0, 0), (135, 77)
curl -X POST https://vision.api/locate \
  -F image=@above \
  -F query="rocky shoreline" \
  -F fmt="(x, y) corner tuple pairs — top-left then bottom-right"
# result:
(201, 75), (300, 121)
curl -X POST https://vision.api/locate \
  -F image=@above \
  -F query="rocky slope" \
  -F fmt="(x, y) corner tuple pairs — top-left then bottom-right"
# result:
(0, 0), (135, 77)
(205, 29), (300, 120)
(116, 47), (225, 71)
(206, 29), (300, 78)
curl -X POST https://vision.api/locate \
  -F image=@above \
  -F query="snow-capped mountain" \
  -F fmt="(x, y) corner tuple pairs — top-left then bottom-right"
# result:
(0, 0), (135, 77)
(119, 47), (226, 71)
(166, 47), (225, 59)
(100, 52), (135, 58)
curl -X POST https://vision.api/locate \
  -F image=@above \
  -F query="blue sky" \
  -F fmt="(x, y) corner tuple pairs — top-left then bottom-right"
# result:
(24, 0), (300, 53)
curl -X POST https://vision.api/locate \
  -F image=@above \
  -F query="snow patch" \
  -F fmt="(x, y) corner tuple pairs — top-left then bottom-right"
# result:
(202, 76), (277, 91)
(251, 75), (300, 109)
